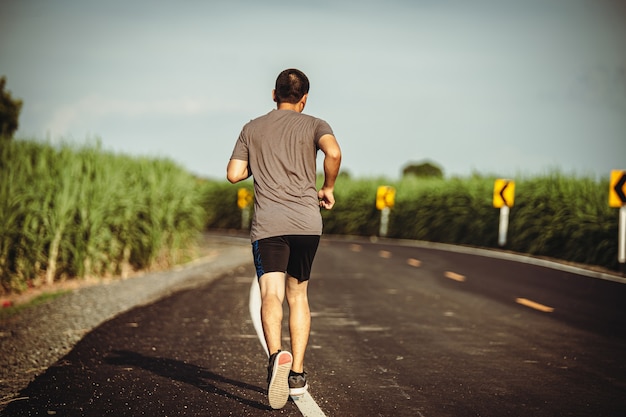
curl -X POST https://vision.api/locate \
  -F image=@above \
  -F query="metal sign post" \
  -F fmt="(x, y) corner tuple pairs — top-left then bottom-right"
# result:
(379, 207), (390, 237)
(617, 206), (626, 266)
(241, 207), (251, 230)
(498, 205), (510, 247)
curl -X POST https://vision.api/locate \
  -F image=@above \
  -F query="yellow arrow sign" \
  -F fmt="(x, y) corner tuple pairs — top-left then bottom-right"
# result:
(609, 170), (626, 208)
(493, 179), (515, 208)
(237, 188), (253, 209)
(376, 186), (396, 210)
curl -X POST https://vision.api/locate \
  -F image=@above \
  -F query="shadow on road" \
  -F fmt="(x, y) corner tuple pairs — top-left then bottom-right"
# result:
(104, 350), (271, 411)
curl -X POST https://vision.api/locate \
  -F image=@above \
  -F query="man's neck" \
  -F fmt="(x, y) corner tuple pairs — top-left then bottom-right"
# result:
(276, 103), (301, 112)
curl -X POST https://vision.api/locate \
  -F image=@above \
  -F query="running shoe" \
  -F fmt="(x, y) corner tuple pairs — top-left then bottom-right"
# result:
(288, 370), (308, 396)
(267, 350), (293, 409)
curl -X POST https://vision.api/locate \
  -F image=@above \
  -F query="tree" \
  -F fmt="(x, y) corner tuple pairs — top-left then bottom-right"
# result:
(402, 160), (444, 178)
(0, 76), (23, 139)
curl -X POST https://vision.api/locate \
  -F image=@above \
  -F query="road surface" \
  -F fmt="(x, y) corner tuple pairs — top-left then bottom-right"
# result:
(3, 236), (626, 416)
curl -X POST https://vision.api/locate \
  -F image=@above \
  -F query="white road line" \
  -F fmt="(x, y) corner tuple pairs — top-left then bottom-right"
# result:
(344, 236), (626, 284)
(291, 392), (328, 416)
(248, 277), (268, 356)
(249, 277), (328, 417)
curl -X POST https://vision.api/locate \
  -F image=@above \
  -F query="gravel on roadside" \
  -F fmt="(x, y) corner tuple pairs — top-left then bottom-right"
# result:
(0, 233), (251, 410)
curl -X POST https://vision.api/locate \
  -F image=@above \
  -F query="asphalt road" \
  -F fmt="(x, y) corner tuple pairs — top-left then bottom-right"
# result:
(3, 237), (626, 416)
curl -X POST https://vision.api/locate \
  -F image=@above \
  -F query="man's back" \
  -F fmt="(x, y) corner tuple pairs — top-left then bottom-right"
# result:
(234, 109), (333, 242)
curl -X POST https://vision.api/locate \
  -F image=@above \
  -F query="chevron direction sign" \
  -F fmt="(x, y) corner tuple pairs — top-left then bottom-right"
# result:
(376, 185), (396, 210)
(609, 170), (626, 208)
(493, 179), (515, 208)
(237, 188), (253, 209)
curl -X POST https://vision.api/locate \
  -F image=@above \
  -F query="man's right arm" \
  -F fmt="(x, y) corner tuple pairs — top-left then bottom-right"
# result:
(317, 134), (341, 209)
(226, 158), (250, 183)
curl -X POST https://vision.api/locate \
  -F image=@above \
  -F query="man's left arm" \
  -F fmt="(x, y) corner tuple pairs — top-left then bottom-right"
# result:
(317, 134), (341, 209)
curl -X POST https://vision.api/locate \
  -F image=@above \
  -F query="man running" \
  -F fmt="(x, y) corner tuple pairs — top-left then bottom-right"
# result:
(227, 68), (341, 409)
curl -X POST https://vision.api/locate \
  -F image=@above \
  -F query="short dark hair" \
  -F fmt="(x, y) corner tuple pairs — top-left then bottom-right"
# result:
(274, 69), (309, 104)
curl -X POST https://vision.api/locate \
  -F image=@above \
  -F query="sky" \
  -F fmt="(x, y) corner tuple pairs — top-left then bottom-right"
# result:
(1, 0), (625, 181)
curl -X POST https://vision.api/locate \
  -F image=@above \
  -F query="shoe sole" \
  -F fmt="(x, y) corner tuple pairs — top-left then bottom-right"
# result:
(268, 351), (293, 409)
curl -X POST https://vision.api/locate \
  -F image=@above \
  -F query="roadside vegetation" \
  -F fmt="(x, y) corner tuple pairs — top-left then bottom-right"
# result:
(0, 290), (69, 319)
(210, 171), (620, 272)
(0, 139), (205, 294)
(317, 173), (617, 270)
(0, 138), (620, 295)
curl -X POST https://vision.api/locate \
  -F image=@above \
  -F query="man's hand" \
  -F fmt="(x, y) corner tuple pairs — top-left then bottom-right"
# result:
(318, 187), (335, 209)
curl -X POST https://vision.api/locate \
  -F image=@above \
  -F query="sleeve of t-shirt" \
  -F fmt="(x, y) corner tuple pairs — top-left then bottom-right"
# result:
(230, 128), (249, 161)
(314, 119), (334, 146)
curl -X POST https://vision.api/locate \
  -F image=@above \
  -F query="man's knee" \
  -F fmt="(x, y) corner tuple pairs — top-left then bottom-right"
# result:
(259, 272), (286, 298)
(286, 276), (308, 303)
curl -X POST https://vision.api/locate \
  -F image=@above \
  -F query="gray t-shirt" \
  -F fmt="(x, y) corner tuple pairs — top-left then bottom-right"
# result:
(230, 109), (334, 242)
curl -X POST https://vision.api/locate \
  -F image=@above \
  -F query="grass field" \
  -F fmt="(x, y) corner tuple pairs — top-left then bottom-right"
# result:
(1, 138), (205, 294)
(1, 138), (621, 294)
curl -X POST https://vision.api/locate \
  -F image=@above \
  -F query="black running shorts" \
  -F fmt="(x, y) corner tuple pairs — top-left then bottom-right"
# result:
(252, 235), (321, 281)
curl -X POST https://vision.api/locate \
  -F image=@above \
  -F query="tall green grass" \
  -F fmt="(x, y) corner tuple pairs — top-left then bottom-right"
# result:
(214, 172), (620, 271)
(0, 139), (205, 294)
(2, 137), (620, 294)
(320, 173), (619, 270)
(508, 173), (616, 268)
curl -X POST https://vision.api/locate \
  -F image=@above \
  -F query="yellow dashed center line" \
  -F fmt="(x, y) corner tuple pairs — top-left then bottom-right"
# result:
(516, 298), (555, 313)
(349, 244), (362, 252)
(406, 258), (421, 267)
(379, 250), (392, 258)
(444, 271), (466, 282)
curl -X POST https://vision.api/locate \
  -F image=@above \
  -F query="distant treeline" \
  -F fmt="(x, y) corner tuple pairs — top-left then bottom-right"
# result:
(0, 139), (620, 294)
